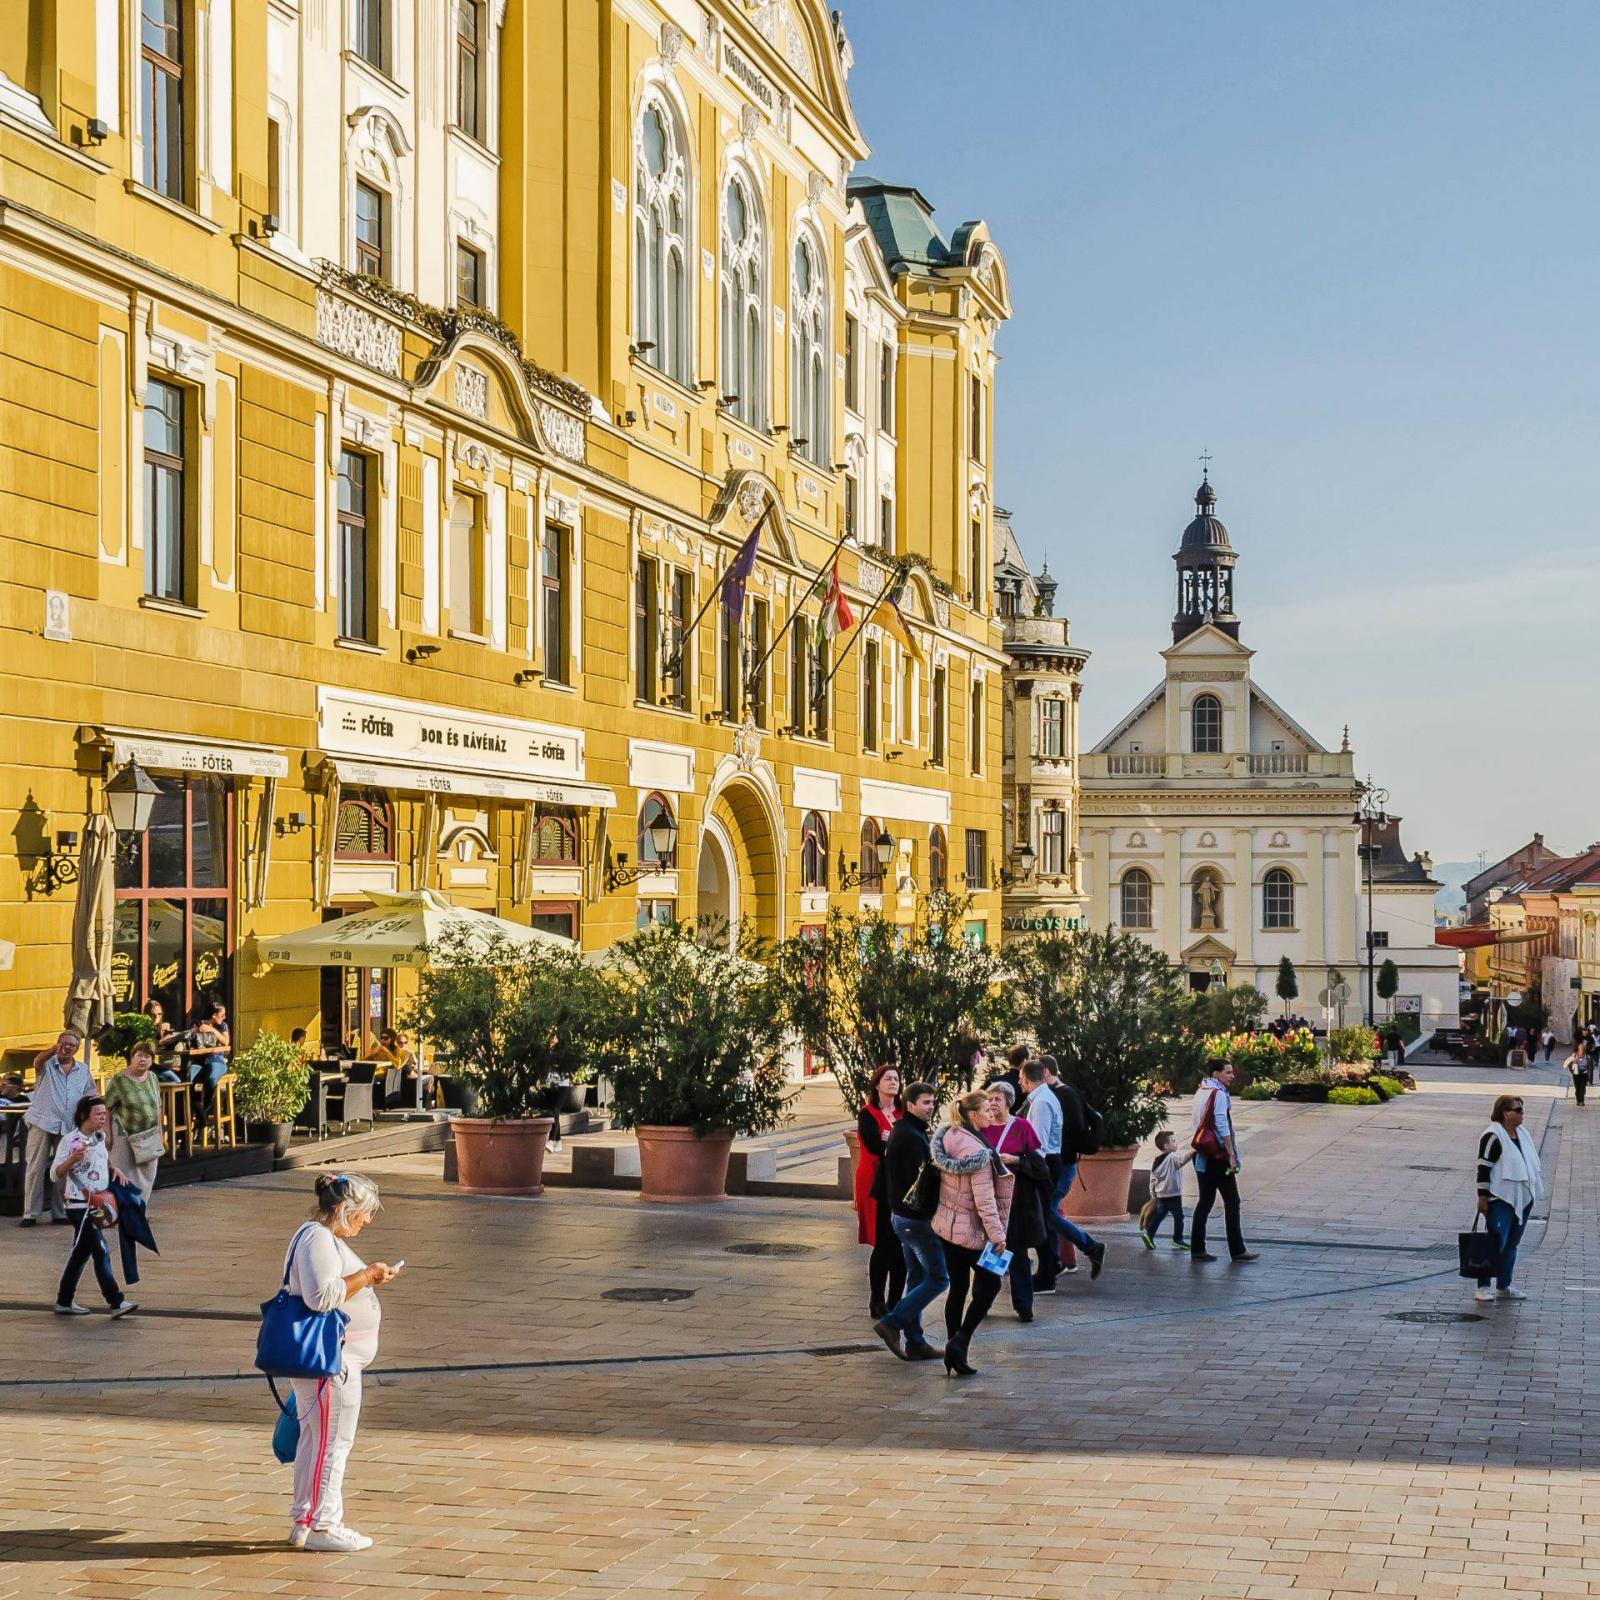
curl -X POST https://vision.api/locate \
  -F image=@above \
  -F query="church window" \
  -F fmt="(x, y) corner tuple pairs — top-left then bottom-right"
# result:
(1191, 693), (1222, 753)
(1120, 868), (1152, 929)
(634, 97), (690, 383)
(720, 172), (766, 427)
(1263, 868), (1295, 929)
(1191, 868), (1224, 931)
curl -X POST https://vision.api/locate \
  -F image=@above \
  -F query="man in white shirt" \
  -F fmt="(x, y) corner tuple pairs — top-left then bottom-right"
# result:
(1020, 1057), (1106, 1291)
(1189, 1059), (1259, 1263)
(21, 1031), (94, 1225)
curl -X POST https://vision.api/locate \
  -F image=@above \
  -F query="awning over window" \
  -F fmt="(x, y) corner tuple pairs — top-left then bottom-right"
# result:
(84, 726), (289, 779)
(320, 755), (615, 810)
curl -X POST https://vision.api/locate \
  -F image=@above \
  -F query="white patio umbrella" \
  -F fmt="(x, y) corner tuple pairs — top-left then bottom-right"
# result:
(64, 814), (116, 1039)
(261, 889), (576, 1108)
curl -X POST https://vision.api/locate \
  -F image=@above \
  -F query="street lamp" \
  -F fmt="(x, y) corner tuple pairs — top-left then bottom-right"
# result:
(1354, 777), (1390, 1027)
(840, 830), (895, 889)
(998, 842), (1036, 889)
(105, 759), (160, 842)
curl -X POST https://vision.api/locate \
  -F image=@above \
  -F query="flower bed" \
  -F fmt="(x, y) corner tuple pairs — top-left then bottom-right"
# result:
(1202, 1027), (1319, 1079)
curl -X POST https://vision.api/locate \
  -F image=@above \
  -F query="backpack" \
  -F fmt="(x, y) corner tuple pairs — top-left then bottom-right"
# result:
(1077, 1099), (1105, 1157)
(1053, 1080), (1104, 1157)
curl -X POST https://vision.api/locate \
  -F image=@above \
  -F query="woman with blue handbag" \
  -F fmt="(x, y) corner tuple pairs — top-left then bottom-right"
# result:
(282, 1173), (398, 1553)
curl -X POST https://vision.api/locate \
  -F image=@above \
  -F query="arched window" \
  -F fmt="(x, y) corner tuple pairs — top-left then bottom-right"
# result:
(720, 172), (765, 428)
(634, 97), (689, 383)
(1120, 867), (1152, 929)
(859, 816), (884, 892)
(334, 791), (394, 861)
(1263, 868), (1295, 929)
(1191, 693), (1222, 753)
(929, 826), (949, 893)
(638, 791), (676, 868)
(800, 811), (828, 889)
(790, 233), (828, 464)
(1191, 868), (1224, 930)
(533, 806), (577, 864)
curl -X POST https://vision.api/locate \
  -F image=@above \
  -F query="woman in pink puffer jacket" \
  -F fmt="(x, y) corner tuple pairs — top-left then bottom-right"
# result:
(930, 1088), (1014, 1376)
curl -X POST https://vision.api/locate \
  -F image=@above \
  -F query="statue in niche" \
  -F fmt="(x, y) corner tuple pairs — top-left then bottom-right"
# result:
(1192, 873), (1221, 931)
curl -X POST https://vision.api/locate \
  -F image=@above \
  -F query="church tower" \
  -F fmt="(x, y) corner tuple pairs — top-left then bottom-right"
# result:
(1172, 474), (1240, 643)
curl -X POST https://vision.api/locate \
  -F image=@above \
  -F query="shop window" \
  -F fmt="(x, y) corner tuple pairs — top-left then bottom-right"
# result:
(530, 901), (578, 941)
(534, 805), (578, 864)
(456, 240), (485, 308)
(353, 0), (387, 71)
(1263, 868), (1295, 929)
(112, 776), (234, 1026)
(455, 0), (484, 142)
(800, 811), (828, 890)
(140, 0), (186, 201)
(931, 666), (947, 768)
(964, 828), (987, 889)
(1120, 868), (1153, 929)
(143, 379), (188, 604)
(1191, 693), (1223, 754)
(929, 826), (948, 893)
(541, 523), (569, 684)
(448, 494), (485, 638)
(634, 554), (659, 703)
(335, 792), (394, 861)
(354, 179), (387, 279)
(1039, 698), (1065, 758)
(1040, 809), (1066, 876)
(635, 898), (676, 931)
(970, 678), (984, 775)
(859, 817), (884, 893)
(338, 451), (376, 642)
(638, 792), (676, 868)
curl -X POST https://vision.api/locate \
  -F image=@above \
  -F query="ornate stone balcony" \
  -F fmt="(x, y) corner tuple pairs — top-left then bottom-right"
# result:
(1082, 750), (1356, 783)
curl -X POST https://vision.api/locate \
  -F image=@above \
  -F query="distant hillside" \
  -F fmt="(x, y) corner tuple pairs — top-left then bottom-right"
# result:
(1432, 861), (1478, 918)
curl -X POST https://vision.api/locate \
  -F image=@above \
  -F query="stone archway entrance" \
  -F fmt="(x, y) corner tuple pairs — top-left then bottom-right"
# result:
(699, 767), (785, 943)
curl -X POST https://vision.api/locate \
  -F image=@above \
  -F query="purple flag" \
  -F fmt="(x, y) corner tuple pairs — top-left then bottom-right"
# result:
(719, 520), (763, 619)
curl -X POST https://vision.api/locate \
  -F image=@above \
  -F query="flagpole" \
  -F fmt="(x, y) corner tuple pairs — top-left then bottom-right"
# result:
(813, 580), (888, 705)
(742, 524), (855, 702)
(661, 501), (775, 683)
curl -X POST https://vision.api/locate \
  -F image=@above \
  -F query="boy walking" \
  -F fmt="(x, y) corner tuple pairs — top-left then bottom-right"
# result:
(1139, 1131), (1192, 1249)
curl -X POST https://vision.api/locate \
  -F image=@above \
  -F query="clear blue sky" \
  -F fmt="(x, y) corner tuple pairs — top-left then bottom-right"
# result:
(841, 0), (1599, 862)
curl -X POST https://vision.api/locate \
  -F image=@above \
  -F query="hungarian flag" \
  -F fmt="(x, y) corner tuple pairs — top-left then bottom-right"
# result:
(816, 562), (854, 643)
(719, 515), (765, 620)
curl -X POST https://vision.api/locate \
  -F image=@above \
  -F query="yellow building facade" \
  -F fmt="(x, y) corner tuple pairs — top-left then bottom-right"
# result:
(0, 0), (1011, 1055)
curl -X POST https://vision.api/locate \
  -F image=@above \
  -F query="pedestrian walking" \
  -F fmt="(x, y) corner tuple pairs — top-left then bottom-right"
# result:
(855, 1065), (905, 1319)
(1564, 1050), (1590, 1107)
(930, 1089), (1014, 1377)
(871, 1081), (947, 1362)
(1139, 1130), (1193, 1249)
(21, 1030), (94, 1226)
(980, 1080), (1049, 1321)
(1473, 1094), (1542, 1303)
(1190, 1059), (1259, 1264)
(1026, 1057), (1107, 1287)
(52, 1095), (136, 1317)
(1542, 1028), (1556, 1063)
(105, 1042), (165, 1201)
(285, 1173), (399, 1552)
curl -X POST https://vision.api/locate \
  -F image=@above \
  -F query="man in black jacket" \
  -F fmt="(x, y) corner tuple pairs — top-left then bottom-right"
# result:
(872, 1083), (946, 1361)
(1042, 1056), (1107, 1281)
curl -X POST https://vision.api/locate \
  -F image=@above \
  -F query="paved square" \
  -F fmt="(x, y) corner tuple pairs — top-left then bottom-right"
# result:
(2, 1059), (1592, 1599)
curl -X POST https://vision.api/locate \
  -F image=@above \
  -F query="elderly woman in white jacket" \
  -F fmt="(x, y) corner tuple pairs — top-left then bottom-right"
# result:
(1474, 1094), (1543, 1304)
(284, 1173), (399, 1553)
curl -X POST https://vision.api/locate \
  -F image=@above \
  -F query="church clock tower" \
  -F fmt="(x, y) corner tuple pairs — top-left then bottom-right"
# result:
(1173, 475), (1240, 643)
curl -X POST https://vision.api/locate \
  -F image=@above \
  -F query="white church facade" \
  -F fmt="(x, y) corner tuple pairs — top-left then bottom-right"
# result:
(1079, 477), (1366, 1002)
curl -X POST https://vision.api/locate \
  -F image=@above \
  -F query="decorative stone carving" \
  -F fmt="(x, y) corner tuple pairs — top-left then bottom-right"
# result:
(1198, 831), (1217, 848)
(453, 365), (489, 420)
(748, 0), (815, 86)
(457, 440), (491, 473)
(660, 21), (684, 65)
(736, 480), (767, 523)
(703, 10), (722, 57)
(733, 716), (763, 772)
(1176, 669), (1245, 680)
(316, 290), (401, 377)
(538, 402), (585, 462)
(859, 563), (886, 599)
(935, 596), (951, 628)
(806, 168), (825, 210)
(740, 103), (762, 142)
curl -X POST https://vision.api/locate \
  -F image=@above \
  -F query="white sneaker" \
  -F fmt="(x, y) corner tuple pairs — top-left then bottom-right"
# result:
(304, 1525), (373, 1553)
(1499, 1287), (1528, 1301)
(53, 1302), (90, 1315)
(1474, 1287), (1495, 1303)
(111, 1300), (138, 1319)
(288, 1523), (309, 1549)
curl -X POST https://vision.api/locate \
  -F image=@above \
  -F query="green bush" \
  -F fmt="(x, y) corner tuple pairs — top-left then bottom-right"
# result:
(1238, 1078), (1279, 1101)
(1276, 1080), (1330, 1103)
(1328, 1085), (1381, 1105)
(1369, 1074), (1405, 1099)
(98, 1011), (158, 1062)
(1327, 1024), (1380, 1064)
(233, 1030), (311, 1124)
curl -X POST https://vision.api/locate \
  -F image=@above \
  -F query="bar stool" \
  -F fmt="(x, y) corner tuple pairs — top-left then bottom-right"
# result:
(203, 1074), (239, 1150)
(160, 1080), (193, 1160)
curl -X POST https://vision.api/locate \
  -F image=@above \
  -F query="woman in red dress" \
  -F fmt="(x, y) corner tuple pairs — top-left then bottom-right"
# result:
(856, 1065), (905, 1318)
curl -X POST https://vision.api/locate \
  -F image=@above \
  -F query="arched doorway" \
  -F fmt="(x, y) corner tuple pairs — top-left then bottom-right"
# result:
(696, 816), (738, 931)
(701, 764), (785, 942)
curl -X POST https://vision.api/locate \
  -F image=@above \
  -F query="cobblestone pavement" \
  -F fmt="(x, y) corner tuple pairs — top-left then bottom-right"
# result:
(2, 1057), (1593, 1599)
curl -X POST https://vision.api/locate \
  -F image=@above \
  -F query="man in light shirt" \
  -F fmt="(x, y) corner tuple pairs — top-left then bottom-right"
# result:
(1020, 1057), (1106, 1291)
(21, 1031), (94, 1225)
(1189, 1058), (1259, 1263)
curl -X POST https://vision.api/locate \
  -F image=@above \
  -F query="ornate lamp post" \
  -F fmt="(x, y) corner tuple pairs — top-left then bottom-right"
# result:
(1354, 778), (1390, 1026)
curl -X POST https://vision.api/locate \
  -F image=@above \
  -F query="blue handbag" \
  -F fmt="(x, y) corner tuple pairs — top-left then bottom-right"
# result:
(256, 1224), (349, 1380)
(271, 1389), (299, 1464)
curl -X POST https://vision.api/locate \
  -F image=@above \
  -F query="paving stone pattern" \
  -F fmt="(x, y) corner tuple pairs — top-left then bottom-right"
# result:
(1, 1058), (1594, 1599)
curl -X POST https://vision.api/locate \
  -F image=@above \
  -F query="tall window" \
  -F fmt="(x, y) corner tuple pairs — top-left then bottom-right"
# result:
(719, 606), (741, 720)
(143, 380), (187, 603)
(337, 451), (374, 641)
(964, 829), (987, 889)
(140, 0), (185, 201)
(1191, 693), (1223, 753)
(541, 523), (568, 684)
(663, 567), (690, 710)
(862, 639), (879, 751)
(791, 234), (828, 463)
(879, 495), (894, 553)
(969, 373), (985, 461)
(931, 666), (947, 767)
(456, 0), (483, 141)
(638, 792), (676, 867)
(969, 517), (984, 605)
(354, 180), (387, 279)
(844, 315), (859, 410)
(843, 473), (858, 541)
(800, 811), (829, 890)
(789, 618), (807, 736)
(859, 818), (884, 893)
(448, 495), (485, 637)
(635, 556), (659, 703)
(720, 174), (765, 427)
(456, 241), (485, 308)
(1120, 868), (1153, 929)
(878, 346), (894, 432)
(898, 655), (914, 747)
(267, 118), (283, 226)
(969, 677), (984, 775)
(1039, 698), (1065, 758)
(353, 0), (385, 70)
(746, 599), (769, 727)
(1040, 809), (1066, 875)
(1263, 868), (1295, 930)
(634, 99), (689, 383)
(789, 625), (828, 740)
(929, 826), (948, 893)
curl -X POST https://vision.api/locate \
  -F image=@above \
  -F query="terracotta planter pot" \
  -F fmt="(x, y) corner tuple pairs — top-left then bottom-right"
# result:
(451, 1116), (554, 1196)
(636, 1125), (734, 1203)
(1061, 1145), (1139, 1225)
(843, 1127), (862, 1185)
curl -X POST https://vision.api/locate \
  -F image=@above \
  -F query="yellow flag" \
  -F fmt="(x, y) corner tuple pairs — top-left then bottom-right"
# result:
(873, 583), (924, 666)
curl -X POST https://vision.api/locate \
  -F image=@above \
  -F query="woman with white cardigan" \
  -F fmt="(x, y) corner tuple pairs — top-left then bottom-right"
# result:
(1474, 1094), (1543, 1303)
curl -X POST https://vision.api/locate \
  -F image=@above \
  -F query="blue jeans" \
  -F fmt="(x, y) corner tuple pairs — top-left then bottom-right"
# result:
(1037, 1159), (1098, 1283)
(882, 1214), (949, 1343)
(1147, 1195), (1185, 1242)
(1479, 1197), (1533, 1290)
(187, 1055), (227, 1112)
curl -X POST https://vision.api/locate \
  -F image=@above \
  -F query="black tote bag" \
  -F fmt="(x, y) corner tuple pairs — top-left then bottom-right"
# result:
(1458, 1213), (1498, 1280)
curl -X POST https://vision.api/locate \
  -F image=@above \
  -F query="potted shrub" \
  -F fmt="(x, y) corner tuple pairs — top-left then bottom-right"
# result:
(1008, 928), (1191, 1222)
(232, 1030), (311, 1157)
(410, 928), (606, 1196)
(96, 1011), (158, 1063)
(593, 919), (791, 1202)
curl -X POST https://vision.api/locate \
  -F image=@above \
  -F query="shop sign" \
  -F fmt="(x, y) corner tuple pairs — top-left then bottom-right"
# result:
(1002, 914), (1084, 934)
(110, 734), (288, 779)
(317, 687), (583, 783)
(1395, 995), (1422, 1014)
(724, 40), (775, 113)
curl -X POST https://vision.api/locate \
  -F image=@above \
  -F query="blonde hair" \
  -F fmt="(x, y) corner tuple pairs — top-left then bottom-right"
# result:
(311, 1172), (381, 1230)
(947, 1088), (990, 1134)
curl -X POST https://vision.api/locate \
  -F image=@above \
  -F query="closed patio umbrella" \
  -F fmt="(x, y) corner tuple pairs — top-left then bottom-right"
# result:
(65, 814), (116, 1038)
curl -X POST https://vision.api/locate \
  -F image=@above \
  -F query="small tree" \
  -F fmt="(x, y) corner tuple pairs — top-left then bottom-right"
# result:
(1376, 959), (1399, 1018)
(772, 896), (1009, 1115)
(1276, 956), (1299, 1015)
(233, 1030), (312, 1125)
(592, 918), (792, 1136)
(97, 1012), (158, 1062)
(1007, 927), (1193, 1147)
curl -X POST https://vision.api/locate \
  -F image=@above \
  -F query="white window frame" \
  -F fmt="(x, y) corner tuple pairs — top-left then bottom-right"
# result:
(633, 91), (692, 385)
